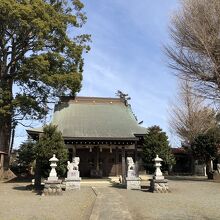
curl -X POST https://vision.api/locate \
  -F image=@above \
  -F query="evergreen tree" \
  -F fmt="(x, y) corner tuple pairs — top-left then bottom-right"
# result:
(35, 124), (67, 176)
(18, 140), (36, 174)
(34, 124), (67, 188)
(0, 0), (90, 168)
(18, 124), (67, 184)
(142, 125), (175, 173)
(191, 128), (220, 172)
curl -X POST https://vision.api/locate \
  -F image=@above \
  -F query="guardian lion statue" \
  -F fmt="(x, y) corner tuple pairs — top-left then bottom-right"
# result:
(72, 157), (80, 170)
(127, 157), (135, 171)
(67, 157), (80, 171)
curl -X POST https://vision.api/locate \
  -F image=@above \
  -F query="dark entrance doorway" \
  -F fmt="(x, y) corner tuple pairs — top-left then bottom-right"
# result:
(76, 148), (121, 177)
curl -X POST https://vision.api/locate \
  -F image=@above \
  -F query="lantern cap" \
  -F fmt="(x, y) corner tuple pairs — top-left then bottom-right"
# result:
(152, 155), (163, 162)
(49, 154), (59, 162)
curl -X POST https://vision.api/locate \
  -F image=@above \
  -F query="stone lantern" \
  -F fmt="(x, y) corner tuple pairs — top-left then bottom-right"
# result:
(150, 155), (169, 193)
(153, 155), (164, 180)
(43, 154), (62, 196)
(48, 154), (59, 181)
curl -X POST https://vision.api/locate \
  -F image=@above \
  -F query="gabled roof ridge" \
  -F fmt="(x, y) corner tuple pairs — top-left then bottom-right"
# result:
(60, 95), (121, 100)
(76, 96), (121, 100)
(59, 96), (126, 105)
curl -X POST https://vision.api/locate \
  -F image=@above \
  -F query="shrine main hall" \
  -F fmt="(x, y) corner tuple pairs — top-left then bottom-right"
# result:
(27, 96), (147, 178)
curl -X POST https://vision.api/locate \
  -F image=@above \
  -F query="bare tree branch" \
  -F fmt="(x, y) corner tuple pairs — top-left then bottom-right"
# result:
(166, 0), (220, 99)
(168, 79), (217, 146)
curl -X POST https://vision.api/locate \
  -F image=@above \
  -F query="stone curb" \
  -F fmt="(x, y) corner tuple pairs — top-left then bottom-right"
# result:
(89, 187), (102, 220)
(91, 187), (99, 196)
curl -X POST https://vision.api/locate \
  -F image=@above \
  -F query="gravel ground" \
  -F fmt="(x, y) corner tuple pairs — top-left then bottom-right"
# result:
(0, 182), (96, 220)
(118, 178), (220, 220)
(1, 177), (220, 220)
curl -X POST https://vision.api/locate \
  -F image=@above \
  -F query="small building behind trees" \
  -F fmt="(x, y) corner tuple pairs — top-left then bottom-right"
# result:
(171, 148), (192, 175)
(27, 96), (147, 178)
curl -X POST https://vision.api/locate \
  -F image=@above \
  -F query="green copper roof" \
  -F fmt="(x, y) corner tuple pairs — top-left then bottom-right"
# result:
(27, 97), (147, 140)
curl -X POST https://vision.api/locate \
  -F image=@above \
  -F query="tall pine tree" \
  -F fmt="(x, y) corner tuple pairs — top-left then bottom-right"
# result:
(0, 0), (90, 169)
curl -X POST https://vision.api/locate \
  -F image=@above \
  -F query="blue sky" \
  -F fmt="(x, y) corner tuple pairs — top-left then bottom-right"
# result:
(14, 0), (180, 148)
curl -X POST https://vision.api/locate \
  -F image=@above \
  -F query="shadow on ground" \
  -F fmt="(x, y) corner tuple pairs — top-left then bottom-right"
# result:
(166, 176), (211, 182)
(109, 181), (152, 192)
(12, 184), (45, 196)
(13, 185), (29, 191)
(4, 175), (33, 183)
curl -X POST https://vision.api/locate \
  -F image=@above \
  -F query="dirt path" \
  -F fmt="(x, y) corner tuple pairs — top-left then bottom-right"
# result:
(90, 187), (132, 220)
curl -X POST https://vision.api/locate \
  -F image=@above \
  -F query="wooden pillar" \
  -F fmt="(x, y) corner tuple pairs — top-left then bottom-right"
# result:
(68, 148), (73, 161)
(134, 142), (139, 176)
(115, 147), (119, 176)
(72, 146), (76, 158)
(122, 147), (126, 184)
(68, 145), (76, 162)
(96, 147), (99, 171)
(134, 141), (138, 162)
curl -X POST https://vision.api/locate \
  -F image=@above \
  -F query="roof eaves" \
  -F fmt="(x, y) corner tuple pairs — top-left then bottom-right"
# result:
(63, 136), (139, 141)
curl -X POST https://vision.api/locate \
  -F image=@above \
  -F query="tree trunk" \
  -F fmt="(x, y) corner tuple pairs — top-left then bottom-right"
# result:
(0, 79), (13, 169)
(0, 110), (12, 169)
(9, 126), (15, 154)
(205, 159), (214, 179)
(207, 159), (213, 172)
(34, 159), (42, 189)
(0, 116), (12, 169)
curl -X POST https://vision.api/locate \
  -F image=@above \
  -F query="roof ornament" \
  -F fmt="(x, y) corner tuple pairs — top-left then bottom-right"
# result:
(116, 90), (131, 106)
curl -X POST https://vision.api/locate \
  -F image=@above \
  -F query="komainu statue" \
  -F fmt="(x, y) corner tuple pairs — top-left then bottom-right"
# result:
(127, 157), (135, 171)
(65, 157), (81, 190)
(67, 157), (80, 171)
(126, 157), (141, 190)
(72, 157), (80, 170)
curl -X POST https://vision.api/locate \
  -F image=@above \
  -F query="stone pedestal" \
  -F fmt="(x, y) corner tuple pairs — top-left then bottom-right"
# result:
(43, 180), (62, 195)
(150, 178), (169, 193)
(126, 176), (141, 190)
(65, 170), (81, 190)
(126, 161), (141, 190)
(65, 179), (81, 190)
